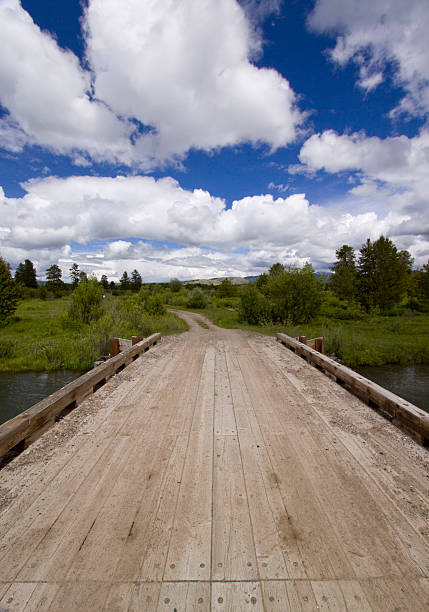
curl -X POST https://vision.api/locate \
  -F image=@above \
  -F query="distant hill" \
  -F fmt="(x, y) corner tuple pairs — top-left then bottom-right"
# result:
(184, 276), (257, 286)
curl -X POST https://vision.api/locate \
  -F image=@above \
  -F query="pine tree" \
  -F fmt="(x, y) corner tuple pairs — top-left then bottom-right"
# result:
(100, 274), (109, 291)
(330, 245), (357, 301)
(0, 256), (20, 326)
(46, 264), (64, 296)
(120, 271), (130, 290)
(130, 269), (142, 291)
(358, 236), (413, 311)
(69, 263), (80, 288)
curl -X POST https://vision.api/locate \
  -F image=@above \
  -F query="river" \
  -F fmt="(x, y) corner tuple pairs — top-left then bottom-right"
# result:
(0, 363), (428, 426)
(355, 364), (429, 413)
(0, 370), (82, 426)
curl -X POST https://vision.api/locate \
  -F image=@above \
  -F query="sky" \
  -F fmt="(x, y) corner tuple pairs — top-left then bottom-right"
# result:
(0, 0), (428, 283)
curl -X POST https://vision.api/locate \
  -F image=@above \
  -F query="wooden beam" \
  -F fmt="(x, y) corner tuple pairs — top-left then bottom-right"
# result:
(277, 332), (429, 446)
(0, 333), (161, 459)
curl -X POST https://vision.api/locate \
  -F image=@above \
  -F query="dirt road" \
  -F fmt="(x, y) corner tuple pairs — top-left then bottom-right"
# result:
(0, 311), (428, 610)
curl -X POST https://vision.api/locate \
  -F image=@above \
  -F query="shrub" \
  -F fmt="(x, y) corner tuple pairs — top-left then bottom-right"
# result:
(319, 294), (364, 320)
(67, 277), (104, 324)
(239, 284), (271, 325)
(187, 288), (208, 309)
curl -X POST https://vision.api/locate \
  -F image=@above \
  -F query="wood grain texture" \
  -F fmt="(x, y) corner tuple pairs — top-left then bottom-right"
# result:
(0, 312), (427, 610)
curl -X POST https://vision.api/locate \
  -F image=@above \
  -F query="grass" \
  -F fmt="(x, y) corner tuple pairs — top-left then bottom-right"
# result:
(196, 320), (210, 329)
(183, 304), (429, 367)
(0, 297), (188, 372)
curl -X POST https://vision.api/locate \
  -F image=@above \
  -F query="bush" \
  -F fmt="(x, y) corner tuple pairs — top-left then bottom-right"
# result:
(67, 277), (104, 324)
(187, 288), (208, 309)
(319, 294), (364, 320)
(239, 284), (271, 325)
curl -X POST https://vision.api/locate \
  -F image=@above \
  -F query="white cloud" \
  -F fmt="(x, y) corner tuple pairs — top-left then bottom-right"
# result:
(308, 0), (429, 116)
(0, 0), (132, 160)
(299, 129), (429, 187)
(1, 173), (428, 280)
(0, 0), (303, 166)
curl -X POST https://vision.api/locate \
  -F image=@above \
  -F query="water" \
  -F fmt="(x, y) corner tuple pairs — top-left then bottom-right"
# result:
(355, 364), (429, 413)
(0, 370), (82, 426)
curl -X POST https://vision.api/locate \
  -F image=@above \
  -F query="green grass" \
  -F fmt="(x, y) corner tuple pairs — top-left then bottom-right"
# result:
(183, 305), (429, 367)
(0, 297), (188, 372)
(196, 319), (210, 329)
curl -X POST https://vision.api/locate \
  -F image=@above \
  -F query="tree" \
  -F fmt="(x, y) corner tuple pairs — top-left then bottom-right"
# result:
(169, 278), (182, 292)
(130, 269), (142, 291)
(358, 236), (413, 311)
(330, 245), (357, 301)
(239, 284), (271, 325)
(69, 263), (80, 288)
(0, 256), (20, 326)
(216, 278), (235, 298)
(266, 263), (323, 324)
(100, 274), (109, 291)
(269, 262), (285, 277)
(46, 264), (63, 296)
(67, 277), (104, 324)
(79, 271), (88, 283)
(414, 260), (429, 311)
(120, 271), (130, 290)
(15, 259), (37, 288)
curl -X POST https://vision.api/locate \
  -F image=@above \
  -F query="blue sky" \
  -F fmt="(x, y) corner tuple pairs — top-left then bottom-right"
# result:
(1, 0), (428, 282)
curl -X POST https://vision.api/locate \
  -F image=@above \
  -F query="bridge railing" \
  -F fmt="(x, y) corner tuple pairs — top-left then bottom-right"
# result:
(277, 332), (429, 447)
(0, 333), (161, 462)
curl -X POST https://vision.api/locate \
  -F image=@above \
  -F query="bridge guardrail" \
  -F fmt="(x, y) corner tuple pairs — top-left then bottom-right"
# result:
(277, 332), (429, 447)
(0, 333), (161, 460)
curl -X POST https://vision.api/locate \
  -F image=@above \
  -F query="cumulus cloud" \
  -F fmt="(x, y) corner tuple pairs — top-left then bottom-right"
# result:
(1, 173), (427, 280)
(0, 0), (303, 166)
(297, 128), (429, 252)
(0, 0), (132, 160)
(299, 129), (429, 187)
(308, 0), (429, 116)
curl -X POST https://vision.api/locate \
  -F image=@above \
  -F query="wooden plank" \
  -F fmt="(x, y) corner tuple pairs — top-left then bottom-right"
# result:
(48, 581), (108, 610)
(311, 580), (347, 611)
(0, 582), (37, 611)
(261, 581), (292, 611)
(22, 582), (60, 611)
(214, 343), (237, 436)
(361, 578), (429, 612)
(285, 580), (318, 611)
(212, 581), (263, 611)
(338, 581), (373, 612)
(157, 582), (210, 611)
(114, 341), (205, 581)
(129, 583), (162, 612)
(212, 434), (258, 581)
(224, 343), (290, 580)
(163, 347), (215, 581)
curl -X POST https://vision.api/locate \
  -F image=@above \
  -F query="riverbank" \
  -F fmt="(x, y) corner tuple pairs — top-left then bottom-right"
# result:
(0, 296), (188, 372)
(183, 306), (429, 367)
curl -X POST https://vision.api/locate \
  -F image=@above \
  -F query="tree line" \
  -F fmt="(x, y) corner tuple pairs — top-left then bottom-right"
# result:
(1, 235), (429, 327)
(238, 236), (428, 325)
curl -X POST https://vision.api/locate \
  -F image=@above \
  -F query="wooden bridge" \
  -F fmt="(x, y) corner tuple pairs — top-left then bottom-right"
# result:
(0, 311), (428, 611)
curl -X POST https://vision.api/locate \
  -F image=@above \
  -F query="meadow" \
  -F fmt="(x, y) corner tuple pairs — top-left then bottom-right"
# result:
(0, 295), (188, 372)
(179, 301), (429, 367)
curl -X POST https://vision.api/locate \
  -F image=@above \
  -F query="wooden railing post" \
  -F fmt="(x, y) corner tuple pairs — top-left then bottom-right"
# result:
(298, 336), (307, 345)
(314, 337), (325, 354)
(110, 337), (120, 357)
(132, 336), (143, 345)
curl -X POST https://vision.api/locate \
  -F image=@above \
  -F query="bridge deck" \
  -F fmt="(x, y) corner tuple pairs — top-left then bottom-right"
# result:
(0, 312), (428, 611)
